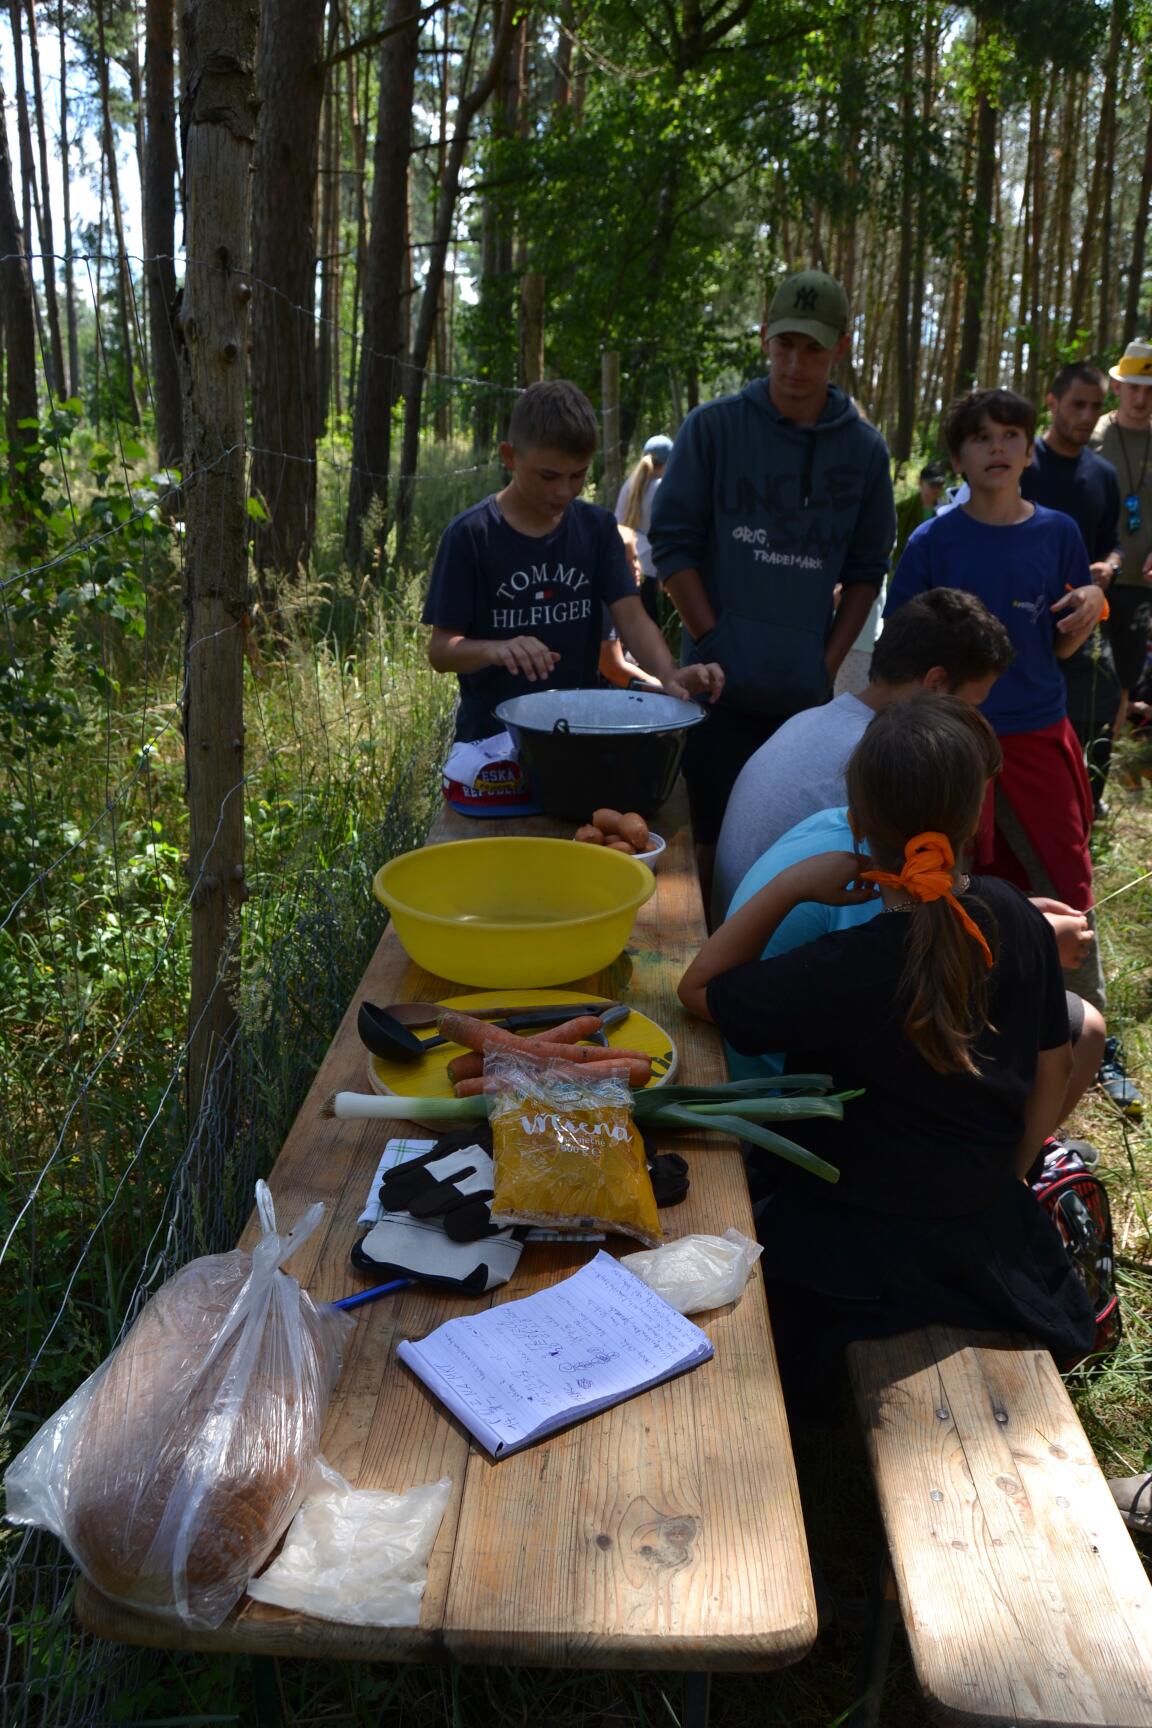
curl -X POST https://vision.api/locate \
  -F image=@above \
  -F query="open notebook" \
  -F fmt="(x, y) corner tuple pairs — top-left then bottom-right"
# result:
(397, 1250), (714, 1457)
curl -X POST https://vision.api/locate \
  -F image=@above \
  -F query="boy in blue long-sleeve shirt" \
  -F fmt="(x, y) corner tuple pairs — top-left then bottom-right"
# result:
(886, 387), (1107, 1002)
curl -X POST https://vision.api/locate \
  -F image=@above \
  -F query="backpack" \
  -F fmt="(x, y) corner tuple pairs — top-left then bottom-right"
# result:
(1032, 1145), (1121, 1363)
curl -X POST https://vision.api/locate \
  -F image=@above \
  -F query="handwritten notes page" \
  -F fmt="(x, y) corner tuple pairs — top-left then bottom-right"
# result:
(397, 1250), (714, 1457)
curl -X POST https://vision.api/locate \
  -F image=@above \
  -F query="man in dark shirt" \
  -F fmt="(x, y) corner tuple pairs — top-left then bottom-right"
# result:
(1020, 362), (1121, 819)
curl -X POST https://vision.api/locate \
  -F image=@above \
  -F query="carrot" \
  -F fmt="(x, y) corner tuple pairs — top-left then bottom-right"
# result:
(437, 1010), (544, 1055)
(445, 1051), (486, 1083)
(519, 1040), (652, 1066)
(439, 1010), (645, 1063)
(454, 1056), (651, 1096)
(525, 1014), (607, 1044)
(445, 1015), (621, 1083)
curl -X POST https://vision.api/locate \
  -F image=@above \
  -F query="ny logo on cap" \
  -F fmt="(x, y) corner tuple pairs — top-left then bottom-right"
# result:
(794, 287), (818, 311)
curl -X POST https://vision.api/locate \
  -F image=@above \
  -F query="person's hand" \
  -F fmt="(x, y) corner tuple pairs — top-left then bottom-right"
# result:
(1028, 896), (1077, 917)
(663, 662), (725, 703)
(1089, 559), (1116, 589)
(489, 636), (561, 681)
(1051, 583), (1107, 634)
(775, 851), (880, 908)
(1143, 550), (1152, 583)
(1044, 910), (1096, 969)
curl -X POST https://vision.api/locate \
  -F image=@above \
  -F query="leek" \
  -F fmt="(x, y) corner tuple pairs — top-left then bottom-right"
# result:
(325, 1091), (489, 1123)
(324, 1076), (854, 1186)
(651, 1104), (839, 1184)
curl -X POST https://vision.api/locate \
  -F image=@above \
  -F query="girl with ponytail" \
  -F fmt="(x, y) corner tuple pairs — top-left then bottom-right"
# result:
(679, 693), (1095, 1398)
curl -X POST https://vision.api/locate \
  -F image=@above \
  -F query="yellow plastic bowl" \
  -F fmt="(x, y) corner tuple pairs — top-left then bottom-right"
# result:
(373, 836), (657, 987)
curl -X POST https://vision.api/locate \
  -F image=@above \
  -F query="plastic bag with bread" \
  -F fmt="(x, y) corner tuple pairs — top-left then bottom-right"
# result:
(4, 1182), (352, 1630)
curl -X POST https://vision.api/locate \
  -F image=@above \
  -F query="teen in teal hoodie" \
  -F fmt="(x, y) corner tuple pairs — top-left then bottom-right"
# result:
(651, 378), (894, 717)
(650, 368), (894, 867)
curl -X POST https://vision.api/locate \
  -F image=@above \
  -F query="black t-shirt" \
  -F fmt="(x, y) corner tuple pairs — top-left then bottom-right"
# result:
(422, 496), (636, 740)
(705, 875), (1068, 1219)
(1021, 439), (1120, 564)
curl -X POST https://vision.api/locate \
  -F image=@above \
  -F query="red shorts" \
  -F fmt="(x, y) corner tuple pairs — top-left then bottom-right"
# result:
(977, 718), (1094, 912)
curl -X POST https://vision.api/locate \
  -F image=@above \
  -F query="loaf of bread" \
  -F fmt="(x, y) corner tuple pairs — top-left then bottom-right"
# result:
(61, 1245), (348, 1629)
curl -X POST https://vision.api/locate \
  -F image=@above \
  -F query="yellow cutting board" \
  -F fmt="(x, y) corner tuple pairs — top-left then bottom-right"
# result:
(366, 988), (677, 1100)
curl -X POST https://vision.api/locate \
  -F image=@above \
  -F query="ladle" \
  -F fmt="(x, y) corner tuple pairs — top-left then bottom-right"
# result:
(357, 999), (628, 1065)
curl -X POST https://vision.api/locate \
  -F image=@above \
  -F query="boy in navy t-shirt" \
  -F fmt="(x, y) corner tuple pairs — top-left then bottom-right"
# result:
(423, 381), (723, 740)
(885, 387), (1108, 930)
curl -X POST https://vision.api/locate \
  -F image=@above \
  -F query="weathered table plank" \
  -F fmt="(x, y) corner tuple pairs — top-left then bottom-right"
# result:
(77, 790), (816, 1672)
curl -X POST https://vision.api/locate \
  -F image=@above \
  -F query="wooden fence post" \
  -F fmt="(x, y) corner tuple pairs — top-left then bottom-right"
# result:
(601, 349), (621, 504)
(519, 273), (545, 386)
(179, 0), (259, 1146)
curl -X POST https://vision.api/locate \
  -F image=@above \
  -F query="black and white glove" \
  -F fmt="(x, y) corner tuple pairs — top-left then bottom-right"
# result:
(351, 1142), (524, 1294)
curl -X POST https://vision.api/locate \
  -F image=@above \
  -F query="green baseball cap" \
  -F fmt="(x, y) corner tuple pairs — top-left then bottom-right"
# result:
(765, 269), (849, 349)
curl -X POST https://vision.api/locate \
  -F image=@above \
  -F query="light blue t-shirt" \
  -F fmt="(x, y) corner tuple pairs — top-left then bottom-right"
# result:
(724, 806), (879, 1078)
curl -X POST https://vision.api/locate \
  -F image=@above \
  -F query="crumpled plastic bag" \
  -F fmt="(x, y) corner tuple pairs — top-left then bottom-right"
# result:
(247, 1457), (452, 1626)
(620, 1229), (762, 1314)
(487, 1054), (662, 1247)
(4, 1182), (351, 1630)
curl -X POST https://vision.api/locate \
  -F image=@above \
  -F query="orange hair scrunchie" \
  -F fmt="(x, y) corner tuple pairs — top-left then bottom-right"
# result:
(860, 831), (993, 969)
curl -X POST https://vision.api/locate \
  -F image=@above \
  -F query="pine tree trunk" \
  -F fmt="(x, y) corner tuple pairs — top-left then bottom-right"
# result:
(144, 0), (182, 466)
(1026, 81), (1055, 400)
(552, 0), (574, 110)
(1047, 76), (1081, 358)
(94, 0), (141, 423)
(7, 1), (45, 383)
(58, 0), (79, 400)
(1068, 9), (1122, 341)
(344, 0), (420, 569)
(892, 0), (917, 465)
(394, 0), (519, 558)
(1094, 0), (1126, 350)
(1124, 103), (1152, 342)
(179, 0), (259, 1143)
(314, 4), (341, 437)
(1013, 88), (1038, 393)
(473, 7), (522, 450)
(908, 3), (936, 416)
(0, 79), (39, 480)
(954, 18), (998, 396)
(344, 46), (373, 421)
(249, 0), (327, 585)
(23, 0), (65, 398)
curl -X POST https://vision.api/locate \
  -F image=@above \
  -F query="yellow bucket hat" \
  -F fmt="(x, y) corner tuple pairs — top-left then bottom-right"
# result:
(1109, 340), (1152, 385)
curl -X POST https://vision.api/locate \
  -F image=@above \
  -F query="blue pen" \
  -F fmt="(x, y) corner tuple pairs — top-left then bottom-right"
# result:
(331, 1277), (413, 1311)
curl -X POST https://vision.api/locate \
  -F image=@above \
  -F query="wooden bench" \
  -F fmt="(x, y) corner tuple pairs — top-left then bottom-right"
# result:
(845, 1325), (1152, 1727)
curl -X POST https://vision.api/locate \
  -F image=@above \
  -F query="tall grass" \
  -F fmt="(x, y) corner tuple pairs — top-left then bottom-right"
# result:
(1, 576), (454, 1439)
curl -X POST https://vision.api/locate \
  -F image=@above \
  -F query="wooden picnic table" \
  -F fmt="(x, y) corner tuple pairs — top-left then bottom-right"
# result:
(76, 787), (817, 1698)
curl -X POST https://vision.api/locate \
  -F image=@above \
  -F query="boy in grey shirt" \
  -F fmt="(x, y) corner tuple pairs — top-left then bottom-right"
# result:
(711, 589), (1014, 923)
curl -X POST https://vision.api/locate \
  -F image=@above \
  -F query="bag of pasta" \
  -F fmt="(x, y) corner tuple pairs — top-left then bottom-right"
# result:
(487, 1054), (662, 1246)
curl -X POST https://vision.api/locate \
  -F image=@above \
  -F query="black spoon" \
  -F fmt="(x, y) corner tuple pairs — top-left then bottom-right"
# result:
(357, 999), (629, 1064)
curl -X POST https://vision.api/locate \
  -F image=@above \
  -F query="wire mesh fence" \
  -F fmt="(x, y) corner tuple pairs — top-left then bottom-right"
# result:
(0, 247), (529, 1725)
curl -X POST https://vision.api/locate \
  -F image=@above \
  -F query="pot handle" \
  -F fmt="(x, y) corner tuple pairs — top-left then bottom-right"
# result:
(553, 718), (571, 734)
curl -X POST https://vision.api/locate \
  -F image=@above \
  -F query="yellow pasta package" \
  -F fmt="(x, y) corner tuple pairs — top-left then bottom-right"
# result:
(487, 1055), (662, 1247)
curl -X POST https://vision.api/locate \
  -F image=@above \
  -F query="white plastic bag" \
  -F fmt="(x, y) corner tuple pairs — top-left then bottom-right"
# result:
(4, 1183), (351, 1630)
(247, 1457), (452, 1626)
(620, 1228), (763, 1315)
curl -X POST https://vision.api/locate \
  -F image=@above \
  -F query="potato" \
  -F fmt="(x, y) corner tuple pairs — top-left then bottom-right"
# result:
(617, 812), (650, 852)
(592, 807), (623, 836)
(574, 824), (605, 844)
(606, 838), (635, 854)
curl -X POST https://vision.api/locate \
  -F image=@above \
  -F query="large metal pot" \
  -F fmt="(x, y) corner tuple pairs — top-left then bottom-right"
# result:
(494, 689), (708, 821)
